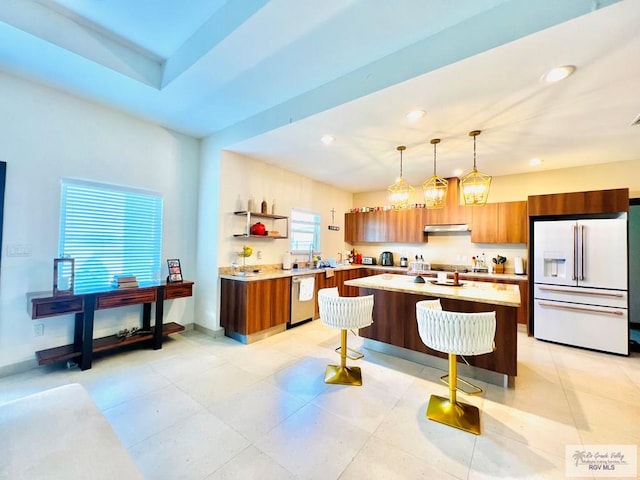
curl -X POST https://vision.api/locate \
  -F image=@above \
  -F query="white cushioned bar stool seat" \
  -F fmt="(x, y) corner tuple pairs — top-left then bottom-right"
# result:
(415, 305), (496, 435)
(318, 287), (374, 386)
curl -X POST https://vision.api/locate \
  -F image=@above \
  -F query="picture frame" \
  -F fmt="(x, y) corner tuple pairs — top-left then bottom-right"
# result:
(53, 258), (75, 296)
(167, 258), (183, 283)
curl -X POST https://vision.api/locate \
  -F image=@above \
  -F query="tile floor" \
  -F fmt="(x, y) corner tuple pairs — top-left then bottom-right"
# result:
(1, 321), (639, 479)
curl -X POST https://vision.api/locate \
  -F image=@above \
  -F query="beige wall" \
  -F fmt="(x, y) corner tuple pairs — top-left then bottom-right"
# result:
(351, 159), (640, 269)
(218, 151), (353, 268)
(354, 158), (640, 207)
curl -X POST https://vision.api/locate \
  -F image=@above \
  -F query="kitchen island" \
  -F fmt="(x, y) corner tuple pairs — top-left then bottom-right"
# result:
(344, 274), (521, 387)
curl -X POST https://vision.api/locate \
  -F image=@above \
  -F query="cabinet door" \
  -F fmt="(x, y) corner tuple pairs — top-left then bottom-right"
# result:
(344, 213), (355, 243)
(498, 201), (528, 244)
(471, 204), (499, 243)
(364, 210), (386, 242)
(247, 277), (291, 333)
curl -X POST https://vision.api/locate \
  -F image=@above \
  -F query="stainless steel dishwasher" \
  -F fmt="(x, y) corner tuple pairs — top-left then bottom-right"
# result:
(289, 273), (316, 328)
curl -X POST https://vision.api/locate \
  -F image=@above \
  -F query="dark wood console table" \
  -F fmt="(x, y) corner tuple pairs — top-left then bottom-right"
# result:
(28, 281), (193, 370)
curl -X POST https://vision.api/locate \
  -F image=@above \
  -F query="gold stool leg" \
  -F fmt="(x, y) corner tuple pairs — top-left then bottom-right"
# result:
(324, 329), (362, 386)
(426, 353), (481, 435)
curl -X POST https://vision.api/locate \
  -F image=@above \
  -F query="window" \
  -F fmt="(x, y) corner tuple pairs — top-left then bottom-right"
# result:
(290, 209), (321, 254)
(59, 178), (163, 293)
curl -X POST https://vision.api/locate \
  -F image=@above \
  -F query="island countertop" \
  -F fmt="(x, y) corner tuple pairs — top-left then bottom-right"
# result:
(344, 274), (521, 308)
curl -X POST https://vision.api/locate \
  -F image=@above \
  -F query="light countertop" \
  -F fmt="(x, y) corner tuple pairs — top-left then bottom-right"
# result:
(344, 273), (521, 307)
(219, 264), (527, 283)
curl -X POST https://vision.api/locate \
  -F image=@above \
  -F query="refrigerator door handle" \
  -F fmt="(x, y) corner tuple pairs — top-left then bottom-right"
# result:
(537, 286), (626, 298)
(537, 301), (624, 316)
(572, 225), (578, 281)
(580, 224), (585, 281)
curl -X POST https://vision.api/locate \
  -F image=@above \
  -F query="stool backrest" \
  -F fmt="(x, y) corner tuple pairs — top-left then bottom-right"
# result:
(416, 307), (496, 356)
(416, 299), (442, 311)
(318, 288), (374, 330)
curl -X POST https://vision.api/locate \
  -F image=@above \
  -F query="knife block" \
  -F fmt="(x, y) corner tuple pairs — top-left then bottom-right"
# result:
(494, 264), (504, 274)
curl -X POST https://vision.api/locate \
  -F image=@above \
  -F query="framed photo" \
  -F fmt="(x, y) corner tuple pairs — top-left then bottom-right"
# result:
(167, 258), (183, 283)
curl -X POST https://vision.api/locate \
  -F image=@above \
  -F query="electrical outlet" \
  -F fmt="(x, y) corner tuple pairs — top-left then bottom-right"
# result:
(33, 324), (44, 336)
(257, 250), (262, 261)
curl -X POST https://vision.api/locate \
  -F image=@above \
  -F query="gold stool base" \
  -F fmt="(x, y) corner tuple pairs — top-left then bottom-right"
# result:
(426, 394), (481, 435)
(324, 365), (362, 386)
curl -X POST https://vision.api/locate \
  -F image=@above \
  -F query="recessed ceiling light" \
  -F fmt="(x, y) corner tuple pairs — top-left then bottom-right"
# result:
(406, 109), (426, 121)
(320, 134), (335, 145)
(542, 65), (576, 83)
(529, 158), (543, 166)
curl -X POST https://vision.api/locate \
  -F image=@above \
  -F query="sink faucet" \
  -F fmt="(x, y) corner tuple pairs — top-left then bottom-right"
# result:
(338, 252), (343, 264)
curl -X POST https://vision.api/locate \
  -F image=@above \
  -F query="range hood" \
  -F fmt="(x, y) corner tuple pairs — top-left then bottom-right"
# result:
(424, 224), (470, 233)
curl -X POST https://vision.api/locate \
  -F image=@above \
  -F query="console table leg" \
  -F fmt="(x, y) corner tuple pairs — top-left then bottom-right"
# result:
(80, 294), (96, 370)
(154, 287), (165, 350)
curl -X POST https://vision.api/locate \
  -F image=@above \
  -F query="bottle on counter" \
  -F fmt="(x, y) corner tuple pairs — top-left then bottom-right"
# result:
(453, 270), (459, 285)
(247, 195), (255, 212)
(271, 199), (276, 215)
(261, 198), (268, 214)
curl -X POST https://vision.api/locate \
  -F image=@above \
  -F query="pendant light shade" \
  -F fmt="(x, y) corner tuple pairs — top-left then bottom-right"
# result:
(422, 138), (448, 209)
(387, 145), (415, 209)
(461, 130), (492, 206)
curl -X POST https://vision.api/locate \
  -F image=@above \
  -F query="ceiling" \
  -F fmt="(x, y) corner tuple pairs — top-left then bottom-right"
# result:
(1, 0), (639, 193)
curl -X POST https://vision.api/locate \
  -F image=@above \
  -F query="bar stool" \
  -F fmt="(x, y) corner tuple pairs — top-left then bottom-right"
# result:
(318, 287), (374, 386)
(415, 306), (496, 435)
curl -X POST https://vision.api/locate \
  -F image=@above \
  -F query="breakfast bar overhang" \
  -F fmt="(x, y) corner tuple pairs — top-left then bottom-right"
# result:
(344, 274), (521, 387)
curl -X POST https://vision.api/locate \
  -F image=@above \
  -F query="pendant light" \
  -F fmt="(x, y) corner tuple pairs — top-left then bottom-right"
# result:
(422, 138), (448, 209)
(461, 130), (492, 206)
(387, 145), (415, 209)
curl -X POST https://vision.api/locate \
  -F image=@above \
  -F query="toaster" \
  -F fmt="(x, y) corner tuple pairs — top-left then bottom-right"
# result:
(361, 256), (376, 265)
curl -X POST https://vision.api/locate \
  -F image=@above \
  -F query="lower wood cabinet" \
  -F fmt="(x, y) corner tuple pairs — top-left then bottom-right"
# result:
(220, 277), (291, 342)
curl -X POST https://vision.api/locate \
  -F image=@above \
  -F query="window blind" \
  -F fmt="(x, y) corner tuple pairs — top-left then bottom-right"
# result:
(59, 179), (163, 293)
(290, 209), (321, 254)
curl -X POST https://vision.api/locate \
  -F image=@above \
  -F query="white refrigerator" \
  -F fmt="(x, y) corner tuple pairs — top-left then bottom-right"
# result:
(532, 217), (629, 355)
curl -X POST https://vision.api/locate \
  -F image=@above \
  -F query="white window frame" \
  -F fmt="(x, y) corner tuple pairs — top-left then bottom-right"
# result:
(290, 209), (321, 255)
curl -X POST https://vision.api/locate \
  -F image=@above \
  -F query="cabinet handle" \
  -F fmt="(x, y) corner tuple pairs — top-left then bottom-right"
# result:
(537, 301), (624, 316)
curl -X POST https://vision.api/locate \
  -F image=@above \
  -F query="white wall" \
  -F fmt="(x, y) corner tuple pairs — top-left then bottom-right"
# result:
(0, 73), (199, 373)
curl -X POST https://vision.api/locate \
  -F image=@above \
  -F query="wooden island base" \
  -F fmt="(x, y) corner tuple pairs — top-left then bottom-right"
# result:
(345, 275), (520, 388)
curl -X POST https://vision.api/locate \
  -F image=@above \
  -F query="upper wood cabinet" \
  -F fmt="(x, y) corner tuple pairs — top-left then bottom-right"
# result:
(471, 201), (528, 244)
(528, 188), (628, 216)
(344, 209), (426, 243)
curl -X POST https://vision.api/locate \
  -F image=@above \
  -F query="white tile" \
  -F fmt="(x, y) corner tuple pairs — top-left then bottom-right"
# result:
(129, 409), (250, 479)
(254, 403), (370, 480)
(77, 363), (171, 410)
(469, 431), (570, 480)
(373, 379), (477, 479)
(175, 362), (262, 407)
(4, 325), (640, 480)
(103, 383), (204, 447)
(341, 435), (459, 479)
(208, 379), (307, 442)
(204, 445), (295, 479)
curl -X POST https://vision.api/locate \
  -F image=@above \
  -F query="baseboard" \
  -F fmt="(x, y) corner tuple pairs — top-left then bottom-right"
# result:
(193, 323), (225, 338)
(0, 358), (38, 379)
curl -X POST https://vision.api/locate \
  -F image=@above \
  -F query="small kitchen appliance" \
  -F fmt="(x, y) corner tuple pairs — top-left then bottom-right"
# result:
(380, 251), (394, 266)
(514, 256), (525, 275)
(361, 256), (376, 265)
(400, 256), (408, 267)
